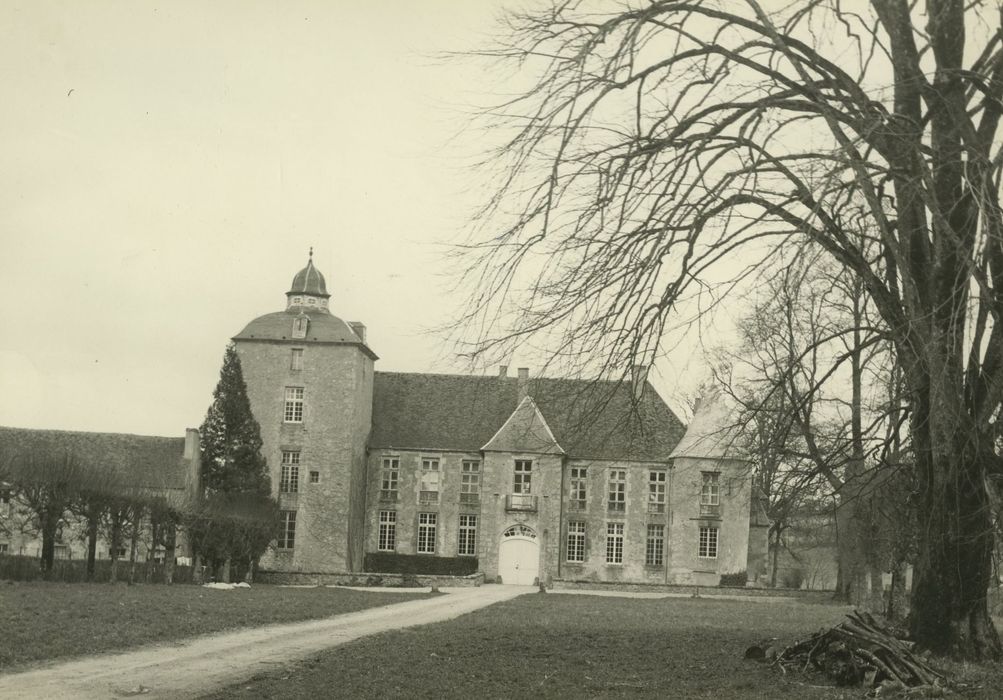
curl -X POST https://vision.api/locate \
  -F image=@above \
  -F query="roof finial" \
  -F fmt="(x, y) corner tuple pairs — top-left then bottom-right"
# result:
(309, 246), (313, 262)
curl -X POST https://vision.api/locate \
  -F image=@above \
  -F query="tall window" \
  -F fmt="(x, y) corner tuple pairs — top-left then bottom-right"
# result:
(284, 387), (304, 423)
(701, 472), (720, 505)
(648, 470), (666, 513)
(381, 457), (399, 501)
(460, 460), (480, 504)
(569, 467), (588, 510)
(290, 348), (304, 371)
(699, 526), (719, 558)
(606, 522), (624, 564)
(608, 470), (626, 512)
(280, 451), (300, 493)
(420, 458), (440, 504)
(646, 524), (665, 566)
(567, 521), (586, 562)
(417, 513), (437, 553)
(292, 315), (308, 339)
(278, 511), (296, 549)
(458, 514), (477, 555)
(378, 510), (397, 551)
(514, 460), (533, 493)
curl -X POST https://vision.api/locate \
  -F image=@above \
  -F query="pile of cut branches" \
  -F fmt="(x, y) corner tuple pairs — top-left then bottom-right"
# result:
(750, 611), (946, 690)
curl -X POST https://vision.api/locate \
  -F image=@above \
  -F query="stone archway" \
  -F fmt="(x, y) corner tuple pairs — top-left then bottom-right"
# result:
(498, 524), (539, 585)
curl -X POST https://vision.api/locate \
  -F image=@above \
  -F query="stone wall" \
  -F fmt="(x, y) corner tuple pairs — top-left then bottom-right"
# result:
(552, 578), (838, 602)
(256, 569), (485, 588)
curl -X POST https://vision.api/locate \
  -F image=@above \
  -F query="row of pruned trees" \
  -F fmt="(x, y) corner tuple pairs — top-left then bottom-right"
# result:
(0, 343), (277, 584)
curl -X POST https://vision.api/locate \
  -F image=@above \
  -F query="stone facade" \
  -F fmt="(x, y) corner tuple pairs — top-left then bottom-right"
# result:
(236, 257), (759, 586)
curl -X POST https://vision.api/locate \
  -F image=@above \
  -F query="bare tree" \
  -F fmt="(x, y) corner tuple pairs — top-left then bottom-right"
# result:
(461, 0), (1003, 657)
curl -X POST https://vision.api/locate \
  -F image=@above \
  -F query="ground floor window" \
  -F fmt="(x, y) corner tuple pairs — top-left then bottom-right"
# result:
(458, 514), (477, 556)
(567, 521), (586, 562)
(378, 510), (397, 551)
(699, 526), (718, 558)
(606, 522), (624, 564)
(646, 524), (665, 566)
(417, 512), (437, 554)
(278, 510), (297, 550)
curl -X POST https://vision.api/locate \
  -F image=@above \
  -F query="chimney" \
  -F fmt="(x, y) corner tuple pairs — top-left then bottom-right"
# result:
(348, 321), (367, 343)
(498, 365), (508, 378)
(517, 367), (530, 400)
(631, 364), (649, 402)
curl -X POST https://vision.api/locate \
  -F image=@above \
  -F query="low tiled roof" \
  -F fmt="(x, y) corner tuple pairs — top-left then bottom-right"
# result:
(0, 426), (189, 491)
(370, 373), (685, 462)
(233, 310), (378, 359)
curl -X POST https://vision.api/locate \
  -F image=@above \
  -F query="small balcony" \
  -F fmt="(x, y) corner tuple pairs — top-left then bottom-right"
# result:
(419, 490), (439, 506)
(699, 503), (722, 519)
(568, 499), (587, 512)
(379, 490), (398, 503)
(459, 492), (480, 506)
(648, 502), (666, 515)
(506, 494), (537, 512)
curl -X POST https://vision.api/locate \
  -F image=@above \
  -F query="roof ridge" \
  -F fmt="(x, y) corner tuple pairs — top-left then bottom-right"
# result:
(0, 425), (185, 441)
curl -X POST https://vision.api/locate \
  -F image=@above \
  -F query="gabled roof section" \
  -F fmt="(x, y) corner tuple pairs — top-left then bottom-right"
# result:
(481, 396), (564, 455)
(370, 373), (685, 461)
(0, 426), (190, 490)
(669, 390), (749, 461)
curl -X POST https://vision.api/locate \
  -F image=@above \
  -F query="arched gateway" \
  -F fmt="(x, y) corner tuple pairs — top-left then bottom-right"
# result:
(497, 524), (539, 585)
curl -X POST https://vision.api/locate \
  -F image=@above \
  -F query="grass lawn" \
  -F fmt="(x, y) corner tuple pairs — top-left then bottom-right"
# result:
(0, 582), (435, 670)
(204, 593), (1003, 700)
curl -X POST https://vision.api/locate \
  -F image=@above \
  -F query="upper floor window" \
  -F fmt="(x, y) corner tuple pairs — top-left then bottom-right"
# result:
(648, 470), (666, 513)
(290, 348), (304, 371)
(292, 315), (308, 339)
(608, 470), (626, 512)
(380, 457), (399, 501)
(514, 460), (533, 494)
(569, 466), (587, 510)
(420, 458), (440, 505)
(460, 460), (480, 504)
(280, 451), (300, 493)
(701, 472), (720, 506)
(284, 387), (304, 423)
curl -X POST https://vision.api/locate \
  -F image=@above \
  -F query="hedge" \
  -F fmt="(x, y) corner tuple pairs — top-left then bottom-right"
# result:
(363, 552), (478, 576)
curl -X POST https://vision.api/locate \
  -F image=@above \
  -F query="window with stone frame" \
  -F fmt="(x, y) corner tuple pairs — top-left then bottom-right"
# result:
(420, 458), (440, 504)
(417, 512), (437, 553)
(606, 522), (624, 564)
(701, 472), (720, 505)
(278, 510), (297, 549)
(458, 514), (477, 555)
(309, 470), (320, 484)
(283, 387), (304, 423)
(378, 510), (397, 551)
(292, 315), (308, 339)
(460, 460), (480, 504)
(280, 451), (300, 493)
(607, 469), (626, 512)
(566, 521), (586, 562)
(569, 466), (588, 510)
(646, 524), (665, 566)
(290, 348), (304, 371)
(699, 526), (719, 558)
(513, 459), (533, 494)
(380, 457), (399, 501)
(648, 470), (667, 513)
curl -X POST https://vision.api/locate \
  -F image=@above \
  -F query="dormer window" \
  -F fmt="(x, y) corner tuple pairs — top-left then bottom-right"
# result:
(293, 296), (303, 305)
(292, 315), (308, 339)
(307, 297), (316, 306)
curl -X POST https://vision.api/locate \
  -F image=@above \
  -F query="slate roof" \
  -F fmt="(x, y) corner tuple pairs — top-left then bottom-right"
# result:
(669, 390), (749, 461)
(0, 426), (190, 491)
(233, 310), (378, 359)
(481, 396), (564, 455)
(370, 373), (685, 462)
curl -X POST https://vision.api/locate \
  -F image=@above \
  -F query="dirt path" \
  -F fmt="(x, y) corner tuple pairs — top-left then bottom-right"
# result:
(0, 585), (531, 699)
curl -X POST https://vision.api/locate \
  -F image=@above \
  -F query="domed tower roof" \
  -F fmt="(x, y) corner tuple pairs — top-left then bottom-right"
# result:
(288, 248), (330, 299)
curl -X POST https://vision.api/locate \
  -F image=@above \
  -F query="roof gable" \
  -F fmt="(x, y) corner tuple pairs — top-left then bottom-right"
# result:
(481, 396), (564, 455)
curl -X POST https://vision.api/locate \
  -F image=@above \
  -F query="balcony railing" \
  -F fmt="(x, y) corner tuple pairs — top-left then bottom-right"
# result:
(379, 490), (398, 502)
(568, 499), (587, 512)
(506, 494), (537, 511)
(699, 503), (722, 518)
(459, 492), (480, 506)
(608, 501), (626, 513)
(419, 490), (439, 505)
(648, 502), (666, 515)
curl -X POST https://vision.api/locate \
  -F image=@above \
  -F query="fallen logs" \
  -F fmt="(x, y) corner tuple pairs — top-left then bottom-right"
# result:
(747, 611), (946, 690)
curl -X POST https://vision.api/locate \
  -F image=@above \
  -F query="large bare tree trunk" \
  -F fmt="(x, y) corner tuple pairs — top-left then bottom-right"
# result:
(164, 524), (176, 585)
(85, 513), (98, 582)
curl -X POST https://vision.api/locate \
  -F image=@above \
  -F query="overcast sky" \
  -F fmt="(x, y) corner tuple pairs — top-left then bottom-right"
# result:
(0, 1), (710, 436)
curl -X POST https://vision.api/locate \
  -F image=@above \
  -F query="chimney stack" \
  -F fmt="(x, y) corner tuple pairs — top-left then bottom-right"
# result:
(631, 364), (649, 402)
(498, 365), (508, 377)
(348, 321), (367, 343)
(517, 367), (530, 400)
